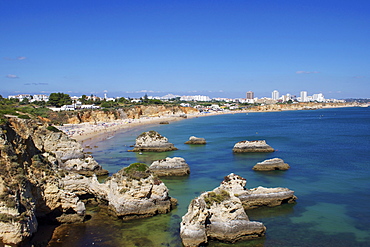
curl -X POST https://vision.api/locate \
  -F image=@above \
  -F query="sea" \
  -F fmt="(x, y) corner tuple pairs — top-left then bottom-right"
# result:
(46, 107), (370, 247)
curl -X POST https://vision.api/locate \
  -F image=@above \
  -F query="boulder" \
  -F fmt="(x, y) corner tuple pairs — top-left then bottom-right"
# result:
(129, 130), (178, 152)
(180, 186), (266, 246)
(149, 157), (190, 176)
(253, 158), (290, 171)
(184, 136), (206, 145)
(232, 140), (274, 153)
(220, 173), (297, 210)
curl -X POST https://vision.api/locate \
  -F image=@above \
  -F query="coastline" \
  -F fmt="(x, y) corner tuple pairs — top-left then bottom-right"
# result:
(56, 103), (361, 144)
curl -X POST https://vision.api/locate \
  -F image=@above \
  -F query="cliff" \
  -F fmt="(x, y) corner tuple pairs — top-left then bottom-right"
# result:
(0, 118), (175, 245)
(49, 105), (199, 125)
(0, 118), (86, 244)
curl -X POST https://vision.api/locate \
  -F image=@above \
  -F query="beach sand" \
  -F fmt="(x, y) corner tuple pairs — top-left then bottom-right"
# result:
(57, 103), (358, 145)
(57, 116), (187, 143)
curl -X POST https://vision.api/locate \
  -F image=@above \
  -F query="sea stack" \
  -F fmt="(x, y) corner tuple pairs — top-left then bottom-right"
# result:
(253, 158), (290, 171)
(129, 130), (178, 152)
(232, 140), (274, 153)
(219, 173), (297, 210)
(184, 136), (206, 145)
(180, 186), (266, 247)
(149, 157), (190, 176)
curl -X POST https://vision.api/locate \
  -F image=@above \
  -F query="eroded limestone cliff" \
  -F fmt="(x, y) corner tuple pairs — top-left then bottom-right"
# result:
(0, 118), (175, 245)
(54, 105), (199, 124)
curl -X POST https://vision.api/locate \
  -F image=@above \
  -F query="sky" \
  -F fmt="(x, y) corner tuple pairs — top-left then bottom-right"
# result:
(1, 0), (369, 99)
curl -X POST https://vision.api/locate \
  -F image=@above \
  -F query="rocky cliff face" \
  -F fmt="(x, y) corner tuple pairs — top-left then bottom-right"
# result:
(63, 106), (199, 124)
(0, 118), (86, 245)
(0, 118), (175, 245)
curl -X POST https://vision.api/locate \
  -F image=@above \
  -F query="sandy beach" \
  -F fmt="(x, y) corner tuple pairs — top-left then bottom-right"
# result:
(57, 103), (360, 144)
(57, 116), (188, 142)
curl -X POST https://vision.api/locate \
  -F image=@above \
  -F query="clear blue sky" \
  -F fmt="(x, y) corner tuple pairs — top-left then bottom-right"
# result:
(1, 0), (369, 99)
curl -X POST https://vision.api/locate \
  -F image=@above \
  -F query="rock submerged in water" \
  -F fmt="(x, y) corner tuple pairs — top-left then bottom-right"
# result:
(232, 140), (274, 153)
(253, 158), (290, 171)
(129, 130), (178, 152)
(149, 157), (190, 176)
(184, 136), (206, 145)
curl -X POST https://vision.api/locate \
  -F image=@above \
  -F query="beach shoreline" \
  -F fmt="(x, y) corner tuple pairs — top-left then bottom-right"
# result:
(57, 104), (360, 144)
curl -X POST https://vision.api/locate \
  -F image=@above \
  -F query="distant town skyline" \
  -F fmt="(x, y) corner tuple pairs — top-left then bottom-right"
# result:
(1, 1), (369, 99)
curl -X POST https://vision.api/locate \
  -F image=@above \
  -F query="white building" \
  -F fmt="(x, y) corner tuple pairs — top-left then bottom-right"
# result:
(8, 94), (32, 101)
(312, 93), (325, 102)
(31, 94), (49, 102)
(180, 95), (211, 101)
(300, 91), (308, 102)
(272, 90), (280, 100)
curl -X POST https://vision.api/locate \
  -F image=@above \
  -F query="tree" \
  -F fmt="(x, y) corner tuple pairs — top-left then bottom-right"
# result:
(48, 93), (72, 107)
(80, 95), (87, 104)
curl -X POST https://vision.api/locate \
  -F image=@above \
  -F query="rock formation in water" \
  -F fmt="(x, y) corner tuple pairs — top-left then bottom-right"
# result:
(232, 140), (274, 153)
(149, 157), (190, 176)
(129, 130), (178, 152)
(0, 118), (175, 245)
(180, 179), (266, 246)
(180, 173), (297, 246)
(253, 158), (290, 171)
(220, 173), (297, 210)
(184, 136), (206, 145)
(62, 163), (177, 220)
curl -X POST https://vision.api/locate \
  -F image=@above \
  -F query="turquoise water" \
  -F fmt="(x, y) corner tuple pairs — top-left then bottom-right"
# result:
(50, 107), (370, 246)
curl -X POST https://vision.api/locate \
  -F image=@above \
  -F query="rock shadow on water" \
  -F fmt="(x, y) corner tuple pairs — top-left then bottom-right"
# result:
(246, 203), (297, 220)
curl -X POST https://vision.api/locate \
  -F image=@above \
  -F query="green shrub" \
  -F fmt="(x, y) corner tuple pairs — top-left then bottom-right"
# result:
(46, 125), (61, 132)
(18, 114), (31, 119)
(204, 190), (230, 207)
(122, 163), (150, 180)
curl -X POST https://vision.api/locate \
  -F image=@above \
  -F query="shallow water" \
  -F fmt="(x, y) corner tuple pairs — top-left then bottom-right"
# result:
(48, 107), (370, 246)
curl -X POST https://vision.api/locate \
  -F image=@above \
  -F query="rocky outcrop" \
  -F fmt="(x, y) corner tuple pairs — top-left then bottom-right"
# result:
(220, 173), (297, 210)
(0, 119), (88, 245)
(7, 117), (108, 176)
(184, 136), (206, 145)
(0, 118), (175, 245)
(239, 186), (297, 209)
(180, 181), (266, 246)
(62, 163), (177, 220)
(232, 140), (274, 153)
(149, 157), (190, 176)
(253, 158), (290, 171)
(58, 106), (200, 124)
(129, 130), (178, 152)
(180, 173), (297, 246)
